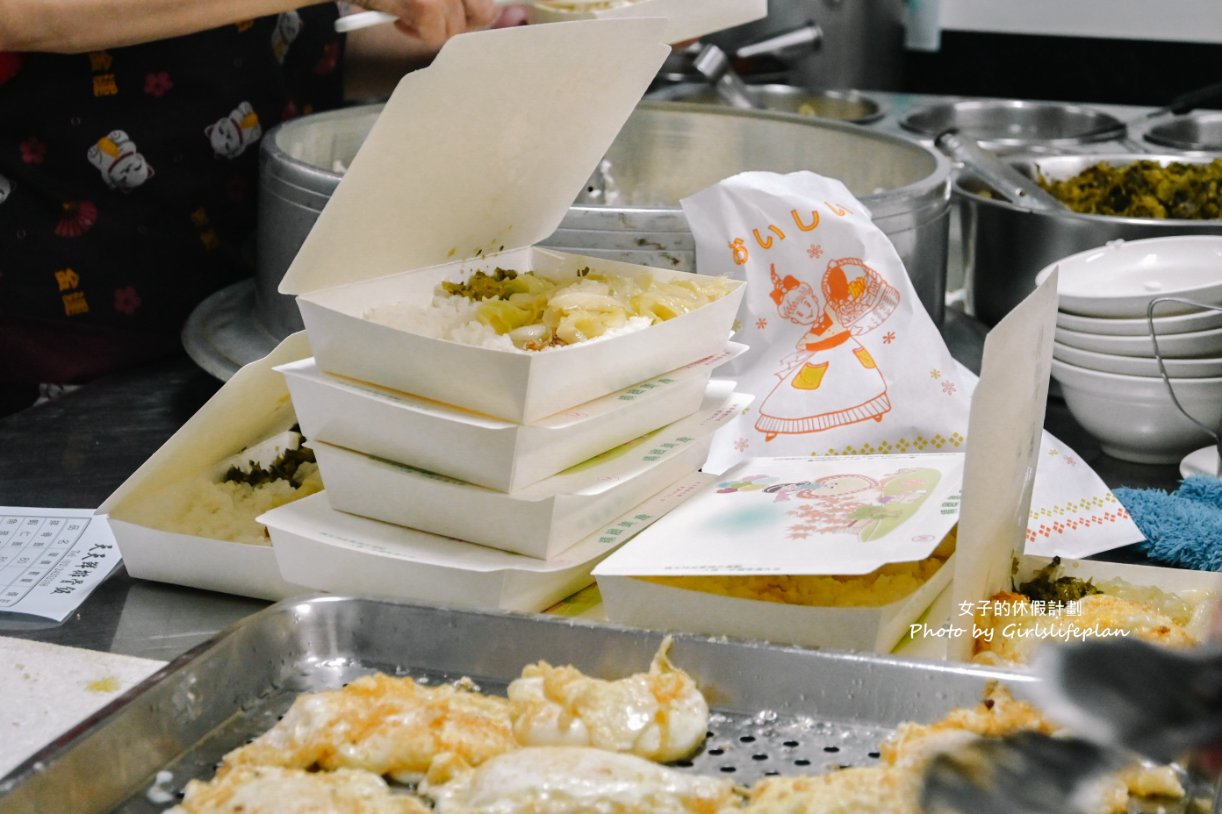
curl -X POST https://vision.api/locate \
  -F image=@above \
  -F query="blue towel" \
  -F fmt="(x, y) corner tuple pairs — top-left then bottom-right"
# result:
(1114, 475), (1222, 571)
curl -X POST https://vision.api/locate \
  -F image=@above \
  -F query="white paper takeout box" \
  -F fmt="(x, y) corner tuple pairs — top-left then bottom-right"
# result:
(277, 19), (744, 424)
(312, 385), (751, 559)
(897, 554), (1222, 662)
(592, 452), (965, 652)
(97, 335), (314, 601)
(525, 0), (768, 46)
(277, 344), (744, 493)
(598, 556), (955, 653)
(261, 474), (707, 613)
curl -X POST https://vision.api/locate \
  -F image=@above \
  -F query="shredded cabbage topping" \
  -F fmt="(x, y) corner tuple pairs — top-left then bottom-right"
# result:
(440, 267), (734, 351)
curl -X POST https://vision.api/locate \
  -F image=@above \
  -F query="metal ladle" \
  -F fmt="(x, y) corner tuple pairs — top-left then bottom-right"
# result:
(691, 43), (757, 109)
(934, 128), (1068, 213)
(690, 21), (825, 110)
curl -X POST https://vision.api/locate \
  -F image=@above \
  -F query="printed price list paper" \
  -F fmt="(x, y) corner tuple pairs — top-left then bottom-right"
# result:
(0, 508), (121, 622)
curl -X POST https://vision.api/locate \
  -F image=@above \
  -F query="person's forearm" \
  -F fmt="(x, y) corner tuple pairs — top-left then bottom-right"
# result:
(0, 0), (326, 53)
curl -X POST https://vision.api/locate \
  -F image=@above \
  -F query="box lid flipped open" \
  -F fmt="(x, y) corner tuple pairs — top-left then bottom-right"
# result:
(279, 18), (671, 298)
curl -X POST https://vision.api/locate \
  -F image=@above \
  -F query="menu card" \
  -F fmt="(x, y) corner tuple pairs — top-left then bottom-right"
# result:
(0, 508), (121, 626)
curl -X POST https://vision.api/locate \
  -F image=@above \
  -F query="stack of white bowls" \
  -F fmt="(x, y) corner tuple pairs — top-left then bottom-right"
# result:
(1036, 235), (1222, 465)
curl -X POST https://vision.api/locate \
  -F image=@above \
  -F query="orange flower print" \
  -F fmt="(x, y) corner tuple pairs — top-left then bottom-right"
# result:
(0, 52), (22, 85)
(114, 286), (142, 315)
(20, 137), (45, 164)
(314, 42), (341, 76)
(144, 70), (172, 97)
(54, 201), (98, 238)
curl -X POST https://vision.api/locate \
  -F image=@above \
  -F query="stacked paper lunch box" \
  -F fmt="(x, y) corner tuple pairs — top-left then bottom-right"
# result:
(257, 19), (749, 611)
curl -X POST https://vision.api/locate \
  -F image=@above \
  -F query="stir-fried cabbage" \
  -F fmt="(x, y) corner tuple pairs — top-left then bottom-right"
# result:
(441, 267), (734, 350)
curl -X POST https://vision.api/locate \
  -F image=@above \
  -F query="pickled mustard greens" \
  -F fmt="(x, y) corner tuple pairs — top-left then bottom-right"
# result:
(224, 444), (317, 489)
(439, 267), (735, 351)
(1036, 158), (1222, 219)
(1014, 556), (1101, 604)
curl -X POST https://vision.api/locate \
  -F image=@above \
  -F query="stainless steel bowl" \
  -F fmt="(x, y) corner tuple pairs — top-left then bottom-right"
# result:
(957, 152), (1222, 325)
(646, 83), (884, 124)
(1143, 112), (1222, 153)
(901, 99), (1125, 150)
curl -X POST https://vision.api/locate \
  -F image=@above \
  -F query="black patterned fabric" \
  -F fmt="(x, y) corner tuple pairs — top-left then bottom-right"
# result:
(0, 7), (344, 386)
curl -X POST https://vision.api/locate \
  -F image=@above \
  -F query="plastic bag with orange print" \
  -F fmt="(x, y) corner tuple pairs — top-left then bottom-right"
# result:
(681, 170), (973, 469)
(681, 170), (1144, 560)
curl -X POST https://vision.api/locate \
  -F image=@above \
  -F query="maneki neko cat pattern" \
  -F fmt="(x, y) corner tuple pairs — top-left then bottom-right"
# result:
(681, 171), (974, 469)
(0, 7), (343, 376)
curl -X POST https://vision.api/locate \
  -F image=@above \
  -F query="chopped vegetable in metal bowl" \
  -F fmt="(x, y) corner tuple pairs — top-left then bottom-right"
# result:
(1037, 158), (1222, 219)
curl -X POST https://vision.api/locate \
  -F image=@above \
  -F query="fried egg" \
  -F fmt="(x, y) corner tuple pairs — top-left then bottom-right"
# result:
(420, 745), (742, 814)
(507, 636), (709, 762)
(739, 766), (923, 814)
(881, 682), (1182, 814)
(881, 682), (1057, 768)
(166, 766), (430, 814)
(972, 591), (1198, 666)
(221, 673), (516, 782)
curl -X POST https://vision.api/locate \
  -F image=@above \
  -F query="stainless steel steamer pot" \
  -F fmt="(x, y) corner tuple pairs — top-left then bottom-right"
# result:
(256, 105), (379, 340)
(957, 152), (1222, 326)
(257, 100), (952, 338)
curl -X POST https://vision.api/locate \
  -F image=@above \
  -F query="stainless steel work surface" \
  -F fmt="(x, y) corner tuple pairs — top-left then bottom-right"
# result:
(0, 595), (1033, 813)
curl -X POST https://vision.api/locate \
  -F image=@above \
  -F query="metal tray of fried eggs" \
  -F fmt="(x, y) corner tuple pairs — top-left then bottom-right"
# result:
(0, 595), (1208, 813)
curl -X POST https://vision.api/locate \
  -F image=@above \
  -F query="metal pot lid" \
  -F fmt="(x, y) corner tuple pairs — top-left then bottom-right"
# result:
(181, 279), (280, 381)
(1143, 112), (1222, 152)
(901, 98), (1125, 148)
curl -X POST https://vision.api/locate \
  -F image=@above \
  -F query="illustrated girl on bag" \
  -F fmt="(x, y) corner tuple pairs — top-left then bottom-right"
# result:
(756, 258), (900, 440)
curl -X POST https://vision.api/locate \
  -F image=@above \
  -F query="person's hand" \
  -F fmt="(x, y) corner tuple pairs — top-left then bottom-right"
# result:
(358, 0), (500, 50)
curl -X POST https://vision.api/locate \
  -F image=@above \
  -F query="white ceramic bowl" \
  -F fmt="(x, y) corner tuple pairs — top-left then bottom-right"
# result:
(1035, 235), (1222, 318)
(1054, 324), (1222, 358)
(1056, 307), (1222, 337)
(1051, 357), (1222, 463)
(1180, 445), (1221, 479)
(1053, 340), (1222, 378)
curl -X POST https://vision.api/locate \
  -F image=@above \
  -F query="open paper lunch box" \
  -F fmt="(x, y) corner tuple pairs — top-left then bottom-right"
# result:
(594, 452), (966, 652)
(311, 386), (749, 559)
(278, 18), (744, 425)
(97, 333), (315, 601)
(0, 595), (1053, 813)
(278, 344), (744, 494)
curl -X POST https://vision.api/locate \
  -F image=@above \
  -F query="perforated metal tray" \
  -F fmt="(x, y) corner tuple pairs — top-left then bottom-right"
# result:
(0, 595), (1132, 813)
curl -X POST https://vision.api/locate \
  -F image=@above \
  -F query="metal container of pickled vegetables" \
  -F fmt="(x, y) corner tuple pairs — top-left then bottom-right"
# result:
(957, 152), (1222, 325)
